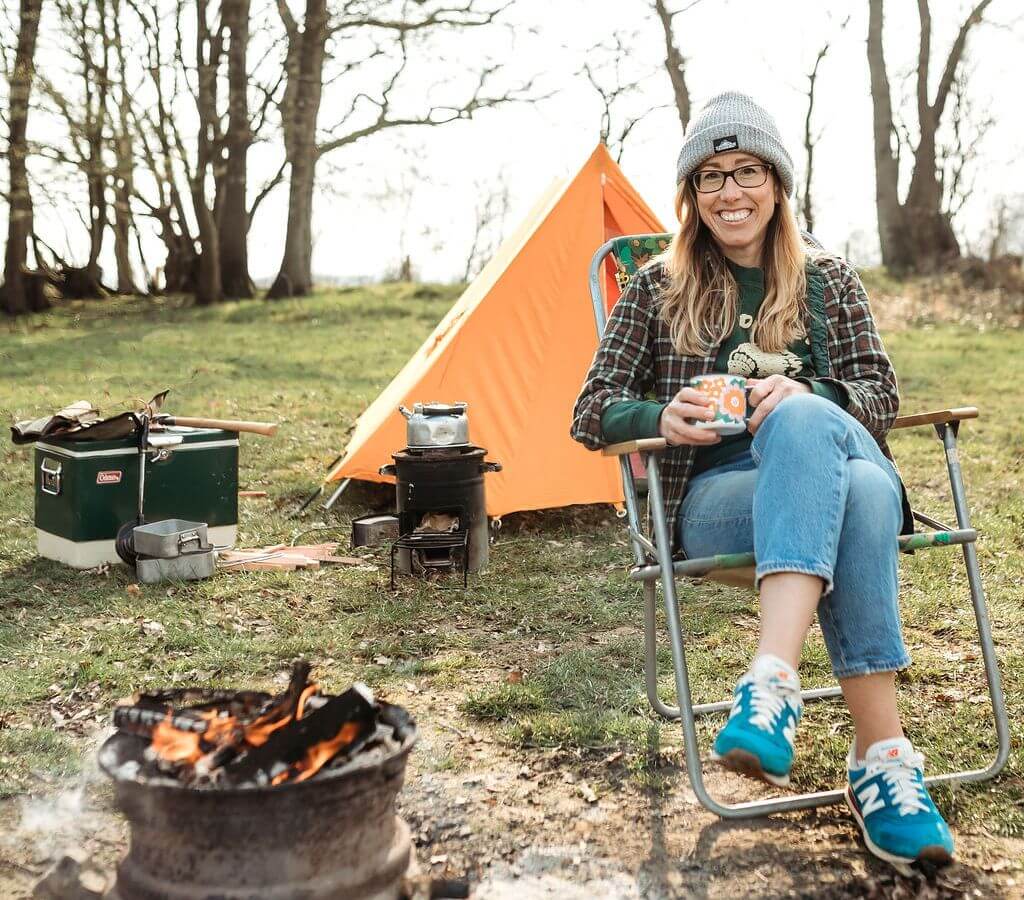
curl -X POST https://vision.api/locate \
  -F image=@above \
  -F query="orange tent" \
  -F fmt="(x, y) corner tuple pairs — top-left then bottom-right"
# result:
(325, 144), (666, 516)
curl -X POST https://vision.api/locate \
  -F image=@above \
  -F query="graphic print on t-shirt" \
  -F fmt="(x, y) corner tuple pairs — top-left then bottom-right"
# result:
(727, 341), (804, 377)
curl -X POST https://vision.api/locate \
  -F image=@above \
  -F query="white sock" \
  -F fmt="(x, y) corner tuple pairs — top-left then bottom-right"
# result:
(749, 653), (800, 690)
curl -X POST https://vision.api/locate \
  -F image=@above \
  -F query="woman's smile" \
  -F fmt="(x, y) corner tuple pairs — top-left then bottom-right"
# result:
(717, 208), (754, 224)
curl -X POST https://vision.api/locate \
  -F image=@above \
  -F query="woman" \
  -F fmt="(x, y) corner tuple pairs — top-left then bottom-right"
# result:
(571, 91), (953, 876)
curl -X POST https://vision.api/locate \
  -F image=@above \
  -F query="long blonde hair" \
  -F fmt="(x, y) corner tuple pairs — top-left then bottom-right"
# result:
(660, 177), (810, 356)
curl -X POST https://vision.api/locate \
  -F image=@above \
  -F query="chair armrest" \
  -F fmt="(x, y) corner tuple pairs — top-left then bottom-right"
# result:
(601, 437), (668, 456)
(891, 407), (979, 430)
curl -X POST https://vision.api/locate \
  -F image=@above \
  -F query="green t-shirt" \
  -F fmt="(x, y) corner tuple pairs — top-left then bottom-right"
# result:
(601, 260), (846, 474)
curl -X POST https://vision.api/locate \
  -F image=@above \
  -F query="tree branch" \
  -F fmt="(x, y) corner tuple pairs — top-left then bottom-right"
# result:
(932, 0), (995, 124)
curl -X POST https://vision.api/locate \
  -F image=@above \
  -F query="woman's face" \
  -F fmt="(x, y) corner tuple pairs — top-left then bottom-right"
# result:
(691, 151), (779, 267)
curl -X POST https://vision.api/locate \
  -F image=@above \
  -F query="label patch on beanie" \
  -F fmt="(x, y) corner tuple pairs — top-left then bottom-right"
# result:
(713, 135), (738, 153)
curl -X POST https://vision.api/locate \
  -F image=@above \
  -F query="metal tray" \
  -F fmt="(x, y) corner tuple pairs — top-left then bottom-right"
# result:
(133, 519), (209, 558)
(136, 549), (217, 584)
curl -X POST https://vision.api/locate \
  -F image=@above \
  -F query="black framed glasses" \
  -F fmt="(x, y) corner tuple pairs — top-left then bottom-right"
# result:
(690, 164), (773, 194)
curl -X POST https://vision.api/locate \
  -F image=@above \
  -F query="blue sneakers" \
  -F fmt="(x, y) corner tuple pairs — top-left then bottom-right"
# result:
(711, 655), (803, 787)
(846, 738), (954, 876)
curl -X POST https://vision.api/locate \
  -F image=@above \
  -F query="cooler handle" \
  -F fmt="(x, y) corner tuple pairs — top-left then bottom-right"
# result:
(40, 458), (63, 496)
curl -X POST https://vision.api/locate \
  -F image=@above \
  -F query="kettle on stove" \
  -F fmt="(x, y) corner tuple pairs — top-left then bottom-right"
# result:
(398, 402), (470, 448)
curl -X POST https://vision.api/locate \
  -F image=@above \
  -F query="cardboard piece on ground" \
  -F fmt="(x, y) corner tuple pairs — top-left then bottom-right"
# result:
(218, 542), (362, 572)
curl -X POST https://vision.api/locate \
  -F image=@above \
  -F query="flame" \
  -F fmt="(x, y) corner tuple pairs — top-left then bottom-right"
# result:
(145, 682), (365, 786)
(272, 720), (362, 785)
(150, 719), (201, 762)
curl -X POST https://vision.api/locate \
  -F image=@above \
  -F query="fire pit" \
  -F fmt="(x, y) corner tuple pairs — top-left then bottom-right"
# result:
(98, 663), (418, 900)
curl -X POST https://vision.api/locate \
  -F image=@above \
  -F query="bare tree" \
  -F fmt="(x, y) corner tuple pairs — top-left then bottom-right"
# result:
(800, 15), (850, 235)
(581, 33), (668, 163)
(938, 64), (994, 232)
(867, 0), (996, 273)
(188, 0), (224, 305)
(216, 0), (252, 298)
(2, 0), (47, 315)
(462, 173), (509, 282)
(266, 1), (530, 300)
(109, 0), (140, 293)
(128, 0), (200, 295)
(984, 194), (1024, 260)
(653, 0), (703, 133)
(132, 0), (224, 304)
(37, 0), (115, 296)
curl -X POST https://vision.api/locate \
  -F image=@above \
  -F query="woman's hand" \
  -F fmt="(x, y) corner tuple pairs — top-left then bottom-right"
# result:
(746, 375), (811, 434)
(659, 387), (722, 446)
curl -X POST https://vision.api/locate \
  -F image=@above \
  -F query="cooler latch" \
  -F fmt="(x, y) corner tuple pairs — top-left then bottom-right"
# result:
(40, 457), (63, 496)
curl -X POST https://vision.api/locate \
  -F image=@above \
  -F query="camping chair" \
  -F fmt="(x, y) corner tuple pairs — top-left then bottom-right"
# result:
(587, 234), (1010, 819)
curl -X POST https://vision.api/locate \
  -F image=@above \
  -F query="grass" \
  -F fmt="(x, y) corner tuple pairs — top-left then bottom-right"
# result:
(0, 286), (1021, 841)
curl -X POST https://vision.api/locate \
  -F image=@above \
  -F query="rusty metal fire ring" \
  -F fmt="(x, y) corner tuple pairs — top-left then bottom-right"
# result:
(98, 725), (417, 900)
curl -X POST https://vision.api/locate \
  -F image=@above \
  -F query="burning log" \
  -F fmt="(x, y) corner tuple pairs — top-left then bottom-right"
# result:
(224, 684), (375, 786)
(110, 660), (405, 789)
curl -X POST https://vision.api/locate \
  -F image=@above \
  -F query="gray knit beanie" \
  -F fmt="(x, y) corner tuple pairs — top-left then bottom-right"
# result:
(676, 91), (794, 196)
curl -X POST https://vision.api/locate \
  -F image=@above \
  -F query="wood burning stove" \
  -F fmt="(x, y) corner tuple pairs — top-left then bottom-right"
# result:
(380, 444), (500, 588)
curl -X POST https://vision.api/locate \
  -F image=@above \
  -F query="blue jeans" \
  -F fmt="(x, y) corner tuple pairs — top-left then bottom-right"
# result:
(677, 393), (911, 680)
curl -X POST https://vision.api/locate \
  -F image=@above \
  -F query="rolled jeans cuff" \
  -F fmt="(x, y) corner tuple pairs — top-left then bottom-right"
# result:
(755, 561), (834, 596)
(832, 655), (913, 680)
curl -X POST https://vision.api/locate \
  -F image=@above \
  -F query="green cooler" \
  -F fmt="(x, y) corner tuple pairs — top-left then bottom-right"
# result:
(34, 427), (238, 568)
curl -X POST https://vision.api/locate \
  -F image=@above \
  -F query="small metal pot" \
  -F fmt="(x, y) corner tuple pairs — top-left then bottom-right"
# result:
(398, 402), (469, 448)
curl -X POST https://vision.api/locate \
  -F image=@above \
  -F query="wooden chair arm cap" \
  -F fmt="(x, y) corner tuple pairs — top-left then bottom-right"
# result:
(601, 437), (669, 456)
(891, 407), (979, 430)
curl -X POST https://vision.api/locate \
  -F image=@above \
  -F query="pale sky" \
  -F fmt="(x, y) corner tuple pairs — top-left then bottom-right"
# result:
(5, 0), (1024, 284)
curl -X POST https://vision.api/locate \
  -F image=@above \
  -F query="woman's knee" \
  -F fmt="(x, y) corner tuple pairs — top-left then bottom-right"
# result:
(844, 459), (900, 534)
(771, 391), (834, 424)
(754, 392), (837, 446)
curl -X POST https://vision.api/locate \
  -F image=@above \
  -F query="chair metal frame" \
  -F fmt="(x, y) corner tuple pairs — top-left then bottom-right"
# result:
(587, 236), (1011, 818)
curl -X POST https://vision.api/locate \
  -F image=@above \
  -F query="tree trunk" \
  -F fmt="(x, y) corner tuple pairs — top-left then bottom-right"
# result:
(866, 0), (908, 270)
(267, 0), (327, 299)
(3, 0), (46, 316)
(267, 154), (316, 298)
(112, 133), (139, 293)
(653, 0), (690, 132)
(152, 208), (198, 293)
(902, 133), (960, 271)
(867, 0), (989, 273)
(111, 0), (139, 294)
(218, 0), (253, 298)
(190, 0), (223, 306)
(194, 207), (222, 306)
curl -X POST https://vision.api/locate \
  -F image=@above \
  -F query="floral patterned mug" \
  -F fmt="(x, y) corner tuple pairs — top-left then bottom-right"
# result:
(689, 373), (749, 436)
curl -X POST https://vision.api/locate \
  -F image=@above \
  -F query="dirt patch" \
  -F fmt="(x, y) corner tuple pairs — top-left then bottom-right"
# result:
(1, 696), (1020, 899)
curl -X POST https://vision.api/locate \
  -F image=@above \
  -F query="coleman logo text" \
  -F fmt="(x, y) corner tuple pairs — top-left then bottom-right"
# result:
(97, 470), (123, 484)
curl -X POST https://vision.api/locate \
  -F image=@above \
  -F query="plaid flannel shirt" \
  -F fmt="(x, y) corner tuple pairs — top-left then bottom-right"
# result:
(570, 255), (901, 531)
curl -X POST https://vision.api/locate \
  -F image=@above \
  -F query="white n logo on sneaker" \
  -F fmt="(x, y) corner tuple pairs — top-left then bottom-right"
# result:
(857, 782), (885, 817)
(782, 718), (797, 748)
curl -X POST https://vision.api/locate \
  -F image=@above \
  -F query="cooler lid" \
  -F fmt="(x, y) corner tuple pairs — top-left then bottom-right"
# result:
(34, 426), (239, 457)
